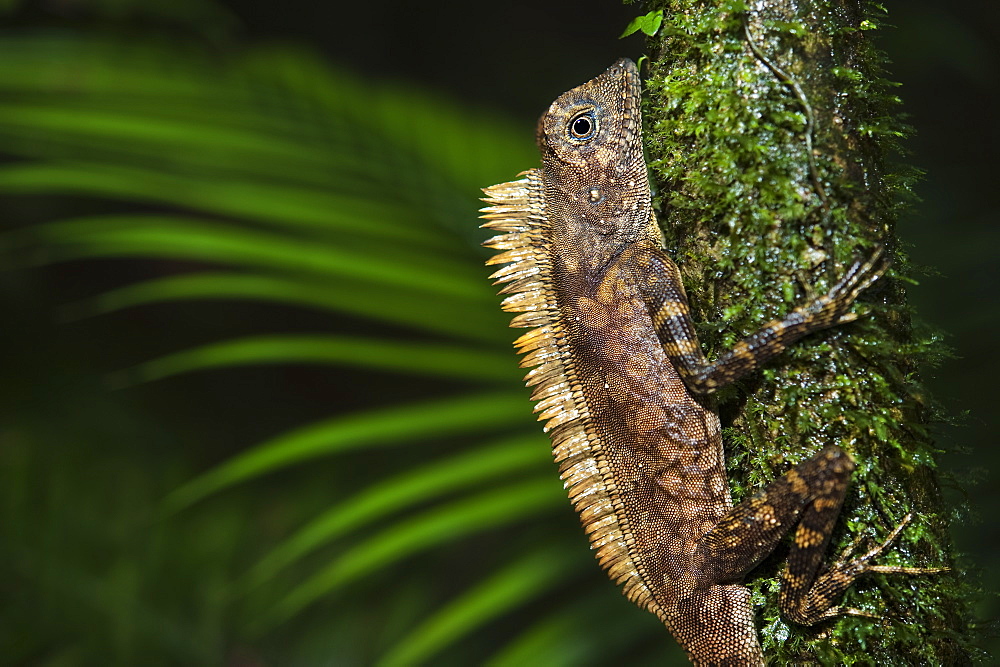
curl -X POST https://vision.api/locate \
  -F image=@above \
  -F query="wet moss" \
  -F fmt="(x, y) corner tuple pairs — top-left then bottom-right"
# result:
(639, 0), (980, 662)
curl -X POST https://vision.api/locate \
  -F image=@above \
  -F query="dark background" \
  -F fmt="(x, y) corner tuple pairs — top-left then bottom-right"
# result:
(2, 0), (997, 662)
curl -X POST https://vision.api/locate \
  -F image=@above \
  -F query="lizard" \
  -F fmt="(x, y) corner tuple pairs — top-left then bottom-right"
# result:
(479, 58), (940, 665)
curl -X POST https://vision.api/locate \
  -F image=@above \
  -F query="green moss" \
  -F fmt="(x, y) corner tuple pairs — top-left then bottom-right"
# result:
(637, 0), (980, 662)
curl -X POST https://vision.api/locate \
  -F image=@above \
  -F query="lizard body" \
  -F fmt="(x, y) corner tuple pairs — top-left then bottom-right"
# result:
(481, 60), (939, 665)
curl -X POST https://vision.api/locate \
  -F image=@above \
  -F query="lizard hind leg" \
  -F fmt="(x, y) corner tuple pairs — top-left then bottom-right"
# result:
(689, 445), (855, 589)
(688, 445), (943, 626)
(780, 512), (949, 625)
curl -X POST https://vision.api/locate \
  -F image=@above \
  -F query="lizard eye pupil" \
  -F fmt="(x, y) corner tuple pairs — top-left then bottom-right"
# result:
(569, 113), (596, 140)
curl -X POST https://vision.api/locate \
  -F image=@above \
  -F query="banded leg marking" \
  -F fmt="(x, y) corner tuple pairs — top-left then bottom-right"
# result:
(780, 512), (948, 624)
(691, 445), (853, 586)
(689, 445), (944, 626)
(641, 247), (888, 395)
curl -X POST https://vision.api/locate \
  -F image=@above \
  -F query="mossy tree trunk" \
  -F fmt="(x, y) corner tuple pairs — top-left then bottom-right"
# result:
(639, 0), (976, 663)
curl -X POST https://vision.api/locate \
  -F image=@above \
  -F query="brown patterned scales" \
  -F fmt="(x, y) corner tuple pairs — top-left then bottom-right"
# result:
(480, 59), (941, 666)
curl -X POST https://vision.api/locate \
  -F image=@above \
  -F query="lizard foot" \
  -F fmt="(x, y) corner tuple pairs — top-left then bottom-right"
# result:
(806, 513), (948, 622)
(827, 247), (890, 324)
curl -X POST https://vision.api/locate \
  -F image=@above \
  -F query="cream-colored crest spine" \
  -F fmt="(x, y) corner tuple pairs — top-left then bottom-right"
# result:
(480, 170), (662, 619)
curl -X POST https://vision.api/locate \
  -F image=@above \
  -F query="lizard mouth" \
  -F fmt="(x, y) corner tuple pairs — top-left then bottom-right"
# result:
(610, 58), (640, 105)
(603, 58), (642, 172)
(613, 57), (639, 82)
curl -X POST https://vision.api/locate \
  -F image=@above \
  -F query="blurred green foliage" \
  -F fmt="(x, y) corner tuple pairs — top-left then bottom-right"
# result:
(0, 2), (687, 664)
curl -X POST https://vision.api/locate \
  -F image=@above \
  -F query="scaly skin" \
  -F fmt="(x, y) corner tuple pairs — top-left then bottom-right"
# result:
(480, 59), (939, 666)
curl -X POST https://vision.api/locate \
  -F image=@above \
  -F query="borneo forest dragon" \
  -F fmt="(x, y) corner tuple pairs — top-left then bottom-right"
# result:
(479, 58), (942, 665)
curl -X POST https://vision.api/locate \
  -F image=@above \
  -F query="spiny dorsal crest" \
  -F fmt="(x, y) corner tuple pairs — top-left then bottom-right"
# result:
(479, 60), (663, 621)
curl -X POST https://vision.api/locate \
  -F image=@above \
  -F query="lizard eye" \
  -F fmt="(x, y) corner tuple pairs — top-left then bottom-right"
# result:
(568, 111), (597, 141)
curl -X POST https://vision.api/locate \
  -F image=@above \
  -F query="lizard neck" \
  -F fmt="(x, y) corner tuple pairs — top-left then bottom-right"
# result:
(540, 153), (656, 276)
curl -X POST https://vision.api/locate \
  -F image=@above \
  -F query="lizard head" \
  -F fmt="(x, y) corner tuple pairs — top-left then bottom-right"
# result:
(536, 58), (643, 175)
(536, 58), (656, 255)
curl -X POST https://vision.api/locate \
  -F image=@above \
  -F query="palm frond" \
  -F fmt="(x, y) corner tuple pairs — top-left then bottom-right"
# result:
(378, 546), (581, 667)
(260, 477), (564, 631)
(0, 28), (643, 664)
(160, 391), (530, 514)
(243, 434), (547, 589)
(67, 271), (504, 343)
(124, 334), (515, 384)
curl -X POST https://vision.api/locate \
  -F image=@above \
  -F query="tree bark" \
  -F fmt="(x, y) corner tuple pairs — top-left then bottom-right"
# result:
(641, 0), (976, 662)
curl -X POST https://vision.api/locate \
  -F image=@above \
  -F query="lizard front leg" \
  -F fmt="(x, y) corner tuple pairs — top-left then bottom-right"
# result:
(633, 241), (886, 395)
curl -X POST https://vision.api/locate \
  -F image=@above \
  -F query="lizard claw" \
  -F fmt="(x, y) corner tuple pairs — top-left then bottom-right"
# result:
(804, 247), (889, 325)
(831, 247), (889, 302)
(799, 513), (948, 624)
(830, 513), (948, 579)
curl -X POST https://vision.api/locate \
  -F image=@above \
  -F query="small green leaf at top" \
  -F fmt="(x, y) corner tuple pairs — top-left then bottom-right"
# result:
(620, 10), (663, 38)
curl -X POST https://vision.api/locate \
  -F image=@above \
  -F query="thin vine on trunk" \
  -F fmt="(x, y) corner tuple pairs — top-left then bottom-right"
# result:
(638, 0), (978, 662)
